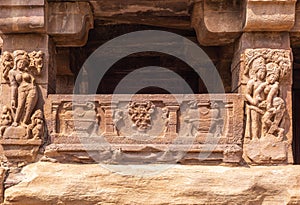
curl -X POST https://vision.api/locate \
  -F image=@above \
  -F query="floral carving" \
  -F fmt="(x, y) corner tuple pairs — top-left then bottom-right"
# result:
(128, 101), (155, 132)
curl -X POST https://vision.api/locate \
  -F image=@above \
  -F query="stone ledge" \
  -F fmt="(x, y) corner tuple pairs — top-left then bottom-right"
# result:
(3, 162), (300, 205)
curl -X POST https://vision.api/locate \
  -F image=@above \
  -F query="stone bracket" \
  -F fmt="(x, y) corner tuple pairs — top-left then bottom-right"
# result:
(47, 2), (94, 47)
(192, 0), (297, 46)
(244, 0), (297, 32)
(191, 0), (243, 46)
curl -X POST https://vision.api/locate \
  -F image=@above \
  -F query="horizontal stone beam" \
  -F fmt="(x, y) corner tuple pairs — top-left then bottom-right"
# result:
(0, 0), (45, 33)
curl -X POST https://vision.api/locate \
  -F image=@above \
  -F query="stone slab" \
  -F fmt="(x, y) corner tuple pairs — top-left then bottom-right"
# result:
(3, 162), (300, 205)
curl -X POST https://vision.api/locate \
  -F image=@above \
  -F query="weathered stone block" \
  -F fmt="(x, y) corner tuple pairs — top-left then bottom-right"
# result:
(44, 94), (244, 165)
(0, 0), (45, 33)
(47, 2), (93, 47)
(192, 0), (242, 46)
(243, 0), (297, 31)
(3, 162), (300, 204)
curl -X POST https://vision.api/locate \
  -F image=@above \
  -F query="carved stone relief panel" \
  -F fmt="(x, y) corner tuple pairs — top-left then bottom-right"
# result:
(0, 50), (45, 166)
(44, 94), (243, 165)
(242, 49), (292, 164)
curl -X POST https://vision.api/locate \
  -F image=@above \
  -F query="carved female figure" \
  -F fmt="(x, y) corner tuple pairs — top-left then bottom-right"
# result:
(8, 50), (38, 126)
(260, 63), (285, 138)
(245, 56), (267, 140)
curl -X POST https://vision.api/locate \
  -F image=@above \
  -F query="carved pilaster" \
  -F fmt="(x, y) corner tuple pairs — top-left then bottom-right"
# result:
(101, 103), (118, 136)
(164, 105), (179, 138)
(239, 48), (293, 164)
(0, 49), (47, 167)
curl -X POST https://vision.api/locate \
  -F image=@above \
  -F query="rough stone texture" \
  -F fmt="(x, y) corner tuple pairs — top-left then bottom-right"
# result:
(90, 0), (191, 30)
(47, 2), (94, 47)
(192, 0), (242, 46)
(3, 162), (300, 205)
(0, 167), (5, 203)
(0, 0), (45, 33)
(244, 0), (297, 32)
(44, 94), (244, 165)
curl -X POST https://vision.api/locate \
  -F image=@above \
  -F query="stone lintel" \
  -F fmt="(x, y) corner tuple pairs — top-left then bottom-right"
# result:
(0, 0), (45, 33)
(44, 94), (244, 165)
(3, 162), (300, 204)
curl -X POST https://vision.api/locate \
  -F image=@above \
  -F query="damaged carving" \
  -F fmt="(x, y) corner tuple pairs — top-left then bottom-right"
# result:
(243, 49), (291, 164)
(0, 50), (45, 139)
(244, 49), (290, 141)
(58, 101), (99, 136)
(128, 101), (155, 132)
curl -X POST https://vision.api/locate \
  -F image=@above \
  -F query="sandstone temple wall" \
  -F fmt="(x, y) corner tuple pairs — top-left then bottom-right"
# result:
(0, 0), (299, 204)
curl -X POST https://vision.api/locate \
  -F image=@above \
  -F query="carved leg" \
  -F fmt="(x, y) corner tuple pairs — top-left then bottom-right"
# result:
(14, 90), (27, 125)
(23, 88), (38, 125)
(250, 110), (260, 140)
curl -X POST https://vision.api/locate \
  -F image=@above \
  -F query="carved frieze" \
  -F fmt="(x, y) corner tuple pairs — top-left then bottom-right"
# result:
(183, 100), (224, 138)
(44, 94), (243, 164)
(57, 101), (99, 137)
(242, 49), (292, 164)
(128, 101), (155, 132)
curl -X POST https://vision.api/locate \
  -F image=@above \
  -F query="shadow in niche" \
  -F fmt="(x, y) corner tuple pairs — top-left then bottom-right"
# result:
(91, 52), (208, 95)
(292, 89), (300, 164)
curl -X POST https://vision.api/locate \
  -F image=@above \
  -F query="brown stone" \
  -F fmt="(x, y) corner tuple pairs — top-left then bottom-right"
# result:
(0, 0), (45, 33)
(244, 0), (297, 32)
(191, 0), (243, 46)
(3, 162), (300, 205)
(44, 94), (244, 164)
(47, 2), (94, 47)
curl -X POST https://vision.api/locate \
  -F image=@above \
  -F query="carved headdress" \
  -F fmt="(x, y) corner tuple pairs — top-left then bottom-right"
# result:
(266, 62), (280, 79)
(13, 50), (29, 68)
(246, 55), (266, 80)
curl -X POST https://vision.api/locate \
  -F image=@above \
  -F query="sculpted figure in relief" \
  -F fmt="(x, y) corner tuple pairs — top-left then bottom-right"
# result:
(1, 51), (14, 80)
(9, 50), (38, 126)
(161, 107), (170, 133)
(0, 106), (13, 137)
(26, 109), (44, 139)
(244, 50), (290, 140)
(245, 56), (267, 140)
(0, 50), (45, 140)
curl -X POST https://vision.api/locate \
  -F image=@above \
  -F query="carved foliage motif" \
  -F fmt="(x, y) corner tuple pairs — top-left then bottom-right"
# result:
(128, 101), (155, 132)
(243, 49), (291, 141)
(0, 50), (45, 139)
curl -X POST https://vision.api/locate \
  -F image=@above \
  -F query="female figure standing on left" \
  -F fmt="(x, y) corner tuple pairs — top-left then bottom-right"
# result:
(8, 50), (38, 126)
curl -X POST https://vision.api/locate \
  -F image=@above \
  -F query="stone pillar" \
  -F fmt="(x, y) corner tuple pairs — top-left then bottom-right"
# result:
(0, 0), (93, 166)
(231, 0), (297, 164)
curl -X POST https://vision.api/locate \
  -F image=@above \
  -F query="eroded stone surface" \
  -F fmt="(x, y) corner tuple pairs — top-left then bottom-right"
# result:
(3, 162), (300, 205)
(44, 94), (244, 165)
(244, 0), (297, 32)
